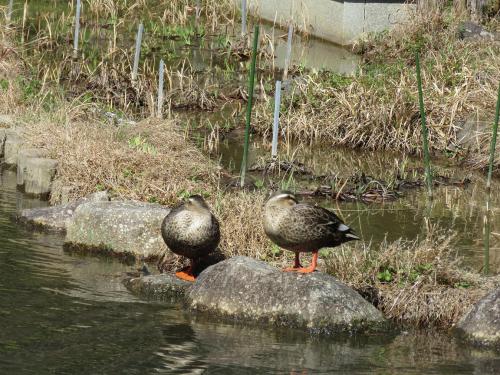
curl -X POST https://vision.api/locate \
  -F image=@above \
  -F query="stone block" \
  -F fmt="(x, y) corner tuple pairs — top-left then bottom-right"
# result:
(4, 129), (24, 165)
(23, 157), (58, 198)
(16, 148), (47, 186)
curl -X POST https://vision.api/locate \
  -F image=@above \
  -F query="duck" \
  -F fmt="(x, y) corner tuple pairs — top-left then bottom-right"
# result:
(263, 191), (359, 273)
(159, 195), (220, 282)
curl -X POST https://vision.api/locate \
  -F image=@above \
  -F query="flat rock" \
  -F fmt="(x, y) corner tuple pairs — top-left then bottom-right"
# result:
(65, 200), (170, 261)
(123, 273), (191, 301)
(455, 288), (500, 348)
(16, 191), (110, 232)
(188, 256), (387, 334)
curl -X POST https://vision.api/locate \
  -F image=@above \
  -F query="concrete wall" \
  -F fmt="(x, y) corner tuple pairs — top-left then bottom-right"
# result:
(239, 0), (414, 45)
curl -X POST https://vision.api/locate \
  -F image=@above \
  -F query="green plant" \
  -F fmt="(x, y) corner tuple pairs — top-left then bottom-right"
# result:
(0, 79), (9, 91)
(271, 244), (282, 256)
(377, 267), (395, 283)
(454, 281), (471, 289)
(122, 168), (134, 178)
(128, 135), (158, 155)
(254, 178), (264, 189)
(177, 189), (191, 199)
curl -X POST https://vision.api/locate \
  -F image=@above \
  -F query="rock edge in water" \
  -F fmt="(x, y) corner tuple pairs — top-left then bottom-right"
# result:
(455, 288), (500, 349)
(126, 256), (387, 334)
(16, 191), (110, 233)
(123, 273), (191, 301)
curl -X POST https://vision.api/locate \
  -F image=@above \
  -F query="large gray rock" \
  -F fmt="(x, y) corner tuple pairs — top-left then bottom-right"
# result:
(17, 148), (47, 186)
(16, 191), (110, 232)
(123, 273), (191, 301)
(188, 256), (386, 334)
(23, 157), (58, 198)
(455, 288), (500, 348)
(4, 129), (24, 165)
(65, 200), (170, 261)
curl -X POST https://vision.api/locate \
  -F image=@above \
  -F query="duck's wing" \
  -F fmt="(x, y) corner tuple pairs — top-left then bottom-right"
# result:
(293, 204), (359, 240)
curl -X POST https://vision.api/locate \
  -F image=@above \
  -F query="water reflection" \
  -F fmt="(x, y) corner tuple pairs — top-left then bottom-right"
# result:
(483, 189), (493, 275)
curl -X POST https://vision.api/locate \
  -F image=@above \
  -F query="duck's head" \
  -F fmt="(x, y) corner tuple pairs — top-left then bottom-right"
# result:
(265, 190), (298, 208)
(185, 194), (210, 211)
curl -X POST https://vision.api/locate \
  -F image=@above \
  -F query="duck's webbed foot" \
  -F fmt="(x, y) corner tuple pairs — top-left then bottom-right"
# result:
(296, 250), (318, 274)
(283, 252), (303, 272)
(175, 260), (196, 282)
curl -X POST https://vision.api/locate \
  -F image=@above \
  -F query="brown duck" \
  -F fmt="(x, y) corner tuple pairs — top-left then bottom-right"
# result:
(263, 191), (359, 273)
(160, 195), (220, 281)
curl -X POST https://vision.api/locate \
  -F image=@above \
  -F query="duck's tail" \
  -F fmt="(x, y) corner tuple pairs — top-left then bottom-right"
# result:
(338, 223), (360, 241)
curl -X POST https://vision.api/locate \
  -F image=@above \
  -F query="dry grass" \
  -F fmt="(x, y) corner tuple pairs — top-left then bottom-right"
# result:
(23, 114), (220, 206)
(0, 12), (24, 112)
(325, 231), (500, 328)
(253, 9), (500, 172)
(214, 190), (274, 259)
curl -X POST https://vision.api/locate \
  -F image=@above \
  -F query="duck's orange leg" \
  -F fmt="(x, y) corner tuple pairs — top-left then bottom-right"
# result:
(283, 252), (303, 272)
(175, 259), (196, 282)
(297, 251), (318, 273)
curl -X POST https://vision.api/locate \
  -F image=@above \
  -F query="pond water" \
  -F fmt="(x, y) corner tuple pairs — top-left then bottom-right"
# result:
(1, 166), (500, 374)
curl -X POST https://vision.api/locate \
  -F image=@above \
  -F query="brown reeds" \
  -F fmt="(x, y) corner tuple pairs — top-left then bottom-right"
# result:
(325, 231), (500, 328)
(252, 10), (500, 172)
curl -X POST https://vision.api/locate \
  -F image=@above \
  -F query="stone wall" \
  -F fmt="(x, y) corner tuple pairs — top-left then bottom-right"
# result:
(238, 0), (414, 45)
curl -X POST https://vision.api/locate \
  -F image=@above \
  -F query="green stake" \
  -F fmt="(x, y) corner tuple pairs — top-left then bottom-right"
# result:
(415, 51), (433, 198)
(240, 25), (259, 187)
(486, 81), (500, 192)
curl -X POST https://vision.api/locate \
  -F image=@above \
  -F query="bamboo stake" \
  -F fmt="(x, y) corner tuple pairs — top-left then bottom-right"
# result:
(271, 80), (282, 159)
(73, 0), (81, 59)
(241, 0), (247, 36)
(157, 59), (165, 119)
(240, 25), (259, 187)
(282, 24), (293, 81)
(131, 23), (144, 84)
(415, 51), (432, 198)
(21, 1), (27, 45)
(7, 0), (13, 22)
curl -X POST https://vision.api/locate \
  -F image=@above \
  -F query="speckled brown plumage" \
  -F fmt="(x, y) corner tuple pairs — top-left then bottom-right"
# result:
(263, 191), (359, 272)
(161, 195), (220, 260)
